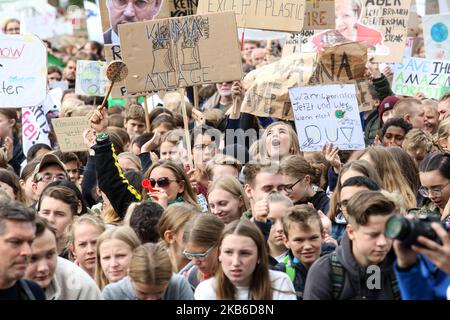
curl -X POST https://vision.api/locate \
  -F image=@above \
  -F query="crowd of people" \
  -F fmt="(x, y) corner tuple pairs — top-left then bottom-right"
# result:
(0, 3), (450, 301)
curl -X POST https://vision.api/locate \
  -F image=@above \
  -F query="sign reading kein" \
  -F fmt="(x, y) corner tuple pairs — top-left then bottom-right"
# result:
(197, 0), (306, 32)
(119, 12), (243, 93)
(0, 35), (47, 108)
(289, 84), (365, 151)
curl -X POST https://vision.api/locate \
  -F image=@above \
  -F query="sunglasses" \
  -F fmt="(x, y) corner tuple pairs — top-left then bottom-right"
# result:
(182, 246), (215, 261)
(150, 177), (178, 188)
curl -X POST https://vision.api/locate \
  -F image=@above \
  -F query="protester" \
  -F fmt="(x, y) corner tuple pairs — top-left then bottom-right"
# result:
(194, 219), (296, 300)
(0, 109), (25, 175)
(0, 200), (45, 300)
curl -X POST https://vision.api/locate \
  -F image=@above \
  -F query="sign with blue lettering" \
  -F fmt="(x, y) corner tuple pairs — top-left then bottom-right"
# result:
(289, 84), (365, 151)
(0, 35), (47, 107)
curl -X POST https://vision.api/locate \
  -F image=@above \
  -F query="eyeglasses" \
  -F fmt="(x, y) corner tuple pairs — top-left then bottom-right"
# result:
(283, 178), (303, 193)
(182, 246), (215, 261)
(109, 0), (154, 10)
(193, 143), (217, 151)
(150, 177), (177, 188)
(418, 180), (450, 198)
(36, 173), (67, 183)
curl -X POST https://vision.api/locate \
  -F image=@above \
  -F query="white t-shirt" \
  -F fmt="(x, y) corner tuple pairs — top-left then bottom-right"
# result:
(194, 269), (296, 300)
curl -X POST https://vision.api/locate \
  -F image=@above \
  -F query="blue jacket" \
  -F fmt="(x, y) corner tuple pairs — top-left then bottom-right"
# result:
(394, 255), (450, 300)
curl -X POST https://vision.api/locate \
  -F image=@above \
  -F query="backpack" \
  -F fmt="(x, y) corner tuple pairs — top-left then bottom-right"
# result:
(329, 251), (401, 300)
(18, 280), (37, 300)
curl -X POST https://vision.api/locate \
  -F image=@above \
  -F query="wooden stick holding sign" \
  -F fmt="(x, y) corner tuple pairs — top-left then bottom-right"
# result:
(179, 88), (194, 170)
(143, 96), (151, 132)
(193, 86), (199, 110)
(100, 61), (128, 110)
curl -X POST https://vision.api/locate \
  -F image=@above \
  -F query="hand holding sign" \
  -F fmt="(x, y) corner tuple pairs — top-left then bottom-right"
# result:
(100, 60), (128, 110)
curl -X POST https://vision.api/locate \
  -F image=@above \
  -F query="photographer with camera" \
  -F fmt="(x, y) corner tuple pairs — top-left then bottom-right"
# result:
(388, 214), (450, 299)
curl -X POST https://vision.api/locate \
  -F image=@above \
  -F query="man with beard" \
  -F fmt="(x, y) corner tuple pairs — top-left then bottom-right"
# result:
(104, 0), (164, 45)
(0, 200), (45, 300)
(202, 82), (233, 111)
(62, 58), (77, 89)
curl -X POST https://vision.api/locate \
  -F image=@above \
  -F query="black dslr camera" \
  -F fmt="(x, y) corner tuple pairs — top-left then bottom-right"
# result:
(385, 214), (449, 247)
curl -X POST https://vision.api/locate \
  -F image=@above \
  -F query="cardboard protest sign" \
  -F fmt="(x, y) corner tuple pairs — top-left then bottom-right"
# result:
(0, 35), (47, 108)
(392, 57), (450, 99)
(423, 14), (450, 60)
(241, 52), (317, 120)
(169, 0), (198, 16)
(282, 30), (317, 57)
(119, 12), (244, 93)
(289, 83), (365, 151)
(303, 0), (335, 30)
(75, 60), (108, 96)
(197, 0), (306, 32)
(309, 42), (367, 84)
(52, 117), (90, 153)
(309, 0), (411, 63)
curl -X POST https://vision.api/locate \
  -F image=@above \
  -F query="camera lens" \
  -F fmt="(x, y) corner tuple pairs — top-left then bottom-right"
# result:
(385, 215), (409, 240)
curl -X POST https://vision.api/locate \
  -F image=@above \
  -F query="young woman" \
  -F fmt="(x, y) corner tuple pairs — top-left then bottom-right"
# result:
(95, 226), (141, 290)
(418, 152), (450, 222)
(380, 118), (412, 148)
(195, 219), (296, 300)
(159, 130), (184, 164)
(67, 214), (106, 279)
(208, 176), (250, 224)
(181, 214), (225, 290)
(102, 243), (194, 300)
(144, 160), (198, 209)
(158, 203), (199, 272)
(19, 159), (40, 206)
(37, 185), (82, 256)
(260, 122), (301, 161)
(436, 118), (450, 154)
(358, 146), (417, 209)
(280, 155), (329, 214)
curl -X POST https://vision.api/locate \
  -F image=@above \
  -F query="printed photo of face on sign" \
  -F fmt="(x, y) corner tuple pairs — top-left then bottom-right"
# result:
(310, 0), (389, 55)
(100, 0), (166, 45)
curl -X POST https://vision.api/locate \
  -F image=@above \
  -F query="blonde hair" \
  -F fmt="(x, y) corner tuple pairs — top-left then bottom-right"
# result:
(204, 154), (242, 181)
(208, 176), (250, 217)
(158, 203), (199, 245)
(357, 147), (416, 208)
(128, 243), (172, 285)
(67, 214), (105, 261)
(117, 152), (142, 172)
(260, 122), (301, 160)
(402, 128), (434, 156)
(95, 226), (141, 289)
(436, 118), (450, 150)
(60, 98), (85, 117)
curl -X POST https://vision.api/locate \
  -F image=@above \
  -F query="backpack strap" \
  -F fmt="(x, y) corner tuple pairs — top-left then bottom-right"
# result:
(282, 255), (296, 283)
(329, 251), (345, 300)
(389, 270), (401, 300)
(18, 280), (36, 300)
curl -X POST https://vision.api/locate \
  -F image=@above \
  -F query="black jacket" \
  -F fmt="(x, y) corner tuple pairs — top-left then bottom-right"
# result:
(92, 138), (142, 218)
(303, 232), (398, 300)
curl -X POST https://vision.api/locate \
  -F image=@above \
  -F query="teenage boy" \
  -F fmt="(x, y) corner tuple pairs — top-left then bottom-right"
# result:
(304, 190), (400, 300)
(274, 204), (336, 299)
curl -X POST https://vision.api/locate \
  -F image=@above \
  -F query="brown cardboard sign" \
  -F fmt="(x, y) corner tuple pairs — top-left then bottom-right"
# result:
(197, 0), (306, 32)
(52, 117), (90, 153)
(240, 52), (317, 120)
(309, 42), (367, 84)
(169, 0), (198, 16)
(119, 12), (243, 93)
(303, 0), (335, 30)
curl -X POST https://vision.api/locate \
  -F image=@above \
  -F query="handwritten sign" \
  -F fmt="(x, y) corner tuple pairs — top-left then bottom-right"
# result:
(282, 30), (317, 57)
(119, 12), (243, 93)
(423, 13), (450, 60)
(289, 84), (365, 151)
(0, 35), (47, 108)
(303, 0), (335, 30)
(241, 52), (317, 120)
(392, 57), (450, 99)
(309, 0), (411, 63)
(52, 116), (90, 153)
(169, 0), (198, 16)
(197, 0), (306, 32)
(75, 60), (108, 96)
(309, 42), (367, 84)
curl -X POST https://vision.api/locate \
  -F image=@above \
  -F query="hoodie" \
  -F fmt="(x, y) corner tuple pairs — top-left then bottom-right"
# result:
(102, 274), (194, 300)
(303, 232), (398, 300)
